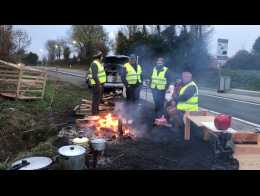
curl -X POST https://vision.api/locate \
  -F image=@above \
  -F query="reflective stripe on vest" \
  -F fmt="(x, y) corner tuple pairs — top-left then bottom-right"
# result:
(150, 66), (168, 90)
(176, 81), (199, 111)
(88, 60), (106, 85)
(124, 63), (142, 85)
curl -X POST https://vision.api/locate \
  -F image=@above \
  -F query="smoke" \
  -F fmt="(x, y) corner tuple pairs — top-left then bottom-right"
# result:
(114, 100), (153, 139)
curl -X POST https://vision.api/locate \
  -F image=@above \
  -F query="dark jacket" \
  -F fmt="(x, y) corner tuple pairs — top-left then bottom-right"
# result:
(90, 62), (100, 86)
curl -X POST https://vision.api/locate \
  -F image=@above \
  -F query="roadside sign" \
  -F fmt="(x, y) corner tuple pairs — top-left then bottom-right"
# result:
(217, 38), (229, 66)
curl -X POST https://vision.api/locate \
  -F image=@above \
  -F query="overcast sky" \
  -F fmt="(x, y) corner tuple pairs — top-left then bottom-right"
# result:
(14, 25), (260, 59)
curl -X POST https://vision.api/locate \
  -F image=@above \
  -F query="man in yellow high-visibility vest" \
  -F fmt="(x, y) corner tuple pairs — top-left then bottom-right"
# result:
(87, 51), (107, 115)
(150, 57), (173, 118)
(121, 54), (143, 103)
(167, 67), (199, 127)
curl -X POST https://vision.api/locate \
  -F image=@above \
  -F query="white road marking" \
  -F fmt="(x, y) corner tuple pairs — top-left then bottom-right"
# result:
(201, 94), (260, 106)
(200, 107), (260, 129)
(232, 88), (260, 94)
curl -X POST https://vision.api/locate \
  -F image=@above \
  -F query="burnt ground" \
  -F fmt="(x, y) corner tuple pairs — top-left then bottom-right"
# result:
(97, 100), (231, 170)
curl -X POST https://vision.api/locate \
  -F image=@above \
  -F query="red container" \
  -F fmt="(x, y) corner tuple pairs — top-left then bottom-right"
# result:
(214, 114), (232, 130)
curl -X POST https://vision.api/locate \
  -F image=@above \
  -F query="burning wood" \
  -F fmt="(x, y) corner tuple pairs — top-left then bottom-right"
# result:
(76, 113), (136, 140)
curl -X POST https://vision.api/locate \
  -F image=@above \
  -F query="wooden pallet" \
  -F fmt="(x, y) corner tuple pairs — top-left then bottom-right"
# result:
(0, 59), (47, 100)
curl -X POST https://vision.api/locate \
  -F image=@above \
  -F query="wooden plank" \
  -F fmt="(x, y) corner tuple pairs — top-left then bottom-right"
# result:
(0, 92), (17, 98)
(0, 65), (18, 70)
(203, 127), (210, 142)
(21, 79), (45, 85)
(81, 99), (92, 104)
(0, 60), (20, 69)
(18, 89), (43, 92)
(18, 96), (42, 100)
(20, 86), (43, 90)
(234, 144), (260, 156)
(22, 75), (46, 80)
(232, 132), (258, 144)
(0, 79), (19, 82)
(40, 73), (47, 99)
(0, 73), (19, 78)
(189, 110), (209, 116)
(235, 154), (260, 170)
(16, 69), (23, 98)
(0, 92), (41, 100)
(184, 114), (191, 140)
(187, 116), (215, 127)
(0, 70), (19, 74)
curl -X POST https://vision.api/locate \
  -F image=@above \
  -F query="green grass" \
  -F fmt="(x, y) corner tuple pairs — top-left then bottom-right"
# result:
(222, 69), (260, 91)
(0, 80), (91, 115)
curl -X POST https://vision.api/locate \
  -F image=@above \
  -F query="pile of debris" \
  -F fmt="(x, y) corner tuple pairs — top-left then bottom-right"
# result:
(73, 92), (122, 116)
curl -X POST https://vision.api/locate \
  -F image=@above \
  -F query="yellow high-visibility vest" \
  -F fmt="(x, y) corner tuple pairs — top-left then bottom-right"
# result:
(150, 66), (168, 90)
(123, 63), (142, 85)
(176, 81), (199, 111)
(88, 60), (106, 85)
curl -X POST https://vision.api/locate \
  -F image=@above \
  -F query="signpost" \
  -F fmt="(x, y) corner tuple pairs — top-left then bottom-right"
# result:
(217, 38), (229, 66)
(217, 39), (229, 92)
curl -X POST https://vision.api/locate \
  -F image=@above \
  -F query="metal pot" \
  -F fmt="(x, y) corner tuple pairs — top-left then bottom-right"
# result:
(90, 138), (106, 151)
(72, 137), (89, 148)
(58, 145), (86, 170)
(9, 156), (53, 170)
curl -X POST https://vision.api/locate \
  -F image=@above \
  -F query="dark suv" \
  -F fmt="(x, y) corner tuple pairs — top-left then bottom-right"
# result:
(86, 55), (129, 93)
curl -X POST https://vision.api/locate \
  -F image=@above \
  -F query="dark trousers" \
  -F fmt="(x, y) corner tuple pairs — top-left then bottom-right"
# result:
(152, 89), (166, 117)
(91, 85), (104, 115)
(126, 85), (141, 103)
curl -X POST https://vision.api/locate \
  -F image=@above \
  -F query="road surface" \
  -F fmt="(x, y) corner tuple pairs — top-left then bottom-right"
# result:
(40, 66), (260, 130)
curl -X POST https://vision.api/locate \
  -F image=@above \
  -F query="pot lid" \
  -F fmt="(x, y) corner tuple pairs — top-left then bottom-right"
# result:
(11, 157), (52, 170)
(58, 145), (86, 157)
(72, 137), (89, 144)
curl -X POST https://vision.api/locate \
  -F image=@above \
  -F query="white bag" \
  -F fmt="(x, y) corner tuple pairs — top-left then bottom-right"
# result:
(165, 85), (175, 102)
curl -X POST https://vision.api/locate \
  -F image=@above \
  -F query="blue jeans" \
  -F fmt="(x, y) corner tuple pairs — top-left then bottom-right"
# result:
(152, 89), (166, 118)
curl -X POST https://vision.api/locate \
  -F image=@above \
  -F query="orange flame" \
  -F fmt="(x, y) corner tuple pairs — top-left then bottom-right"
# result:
(93, 113), (136, 139)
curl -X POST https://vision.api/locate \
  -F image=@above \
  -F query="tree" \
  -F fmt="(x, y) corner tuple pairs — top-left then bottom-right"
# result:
(63, 46), (71, 63)
(114, 25), (212, 73)
(71, 25), (109, 64)
(42, 56), (48, 65)
(12, 29), (31, 52)
(0, 25), (15, 60)
(253, 37), (260, 54)
(22, 52), (39, 65)
(224, 50), (260, 70)
(46, 40), (58, 63)
(115, 31), (129, 54)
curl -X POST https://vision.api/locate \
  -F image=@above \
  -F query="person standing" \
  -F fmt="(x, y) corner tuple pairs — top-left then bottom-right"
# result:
(121, 54), (143, 103)
(150, 57), (173, 118)
(87, 51), (107, 115)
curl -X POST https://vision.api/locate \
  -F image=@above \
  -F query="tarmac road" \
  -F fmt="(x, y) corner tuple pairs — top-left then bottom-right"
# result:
(199, 95), (260, 125)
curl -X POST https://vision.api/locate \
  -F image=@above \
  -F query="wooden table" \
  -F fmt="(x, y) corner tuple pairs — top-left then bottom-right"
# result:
(184, 115), (216, 141)
(184, 112), (260, 170)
